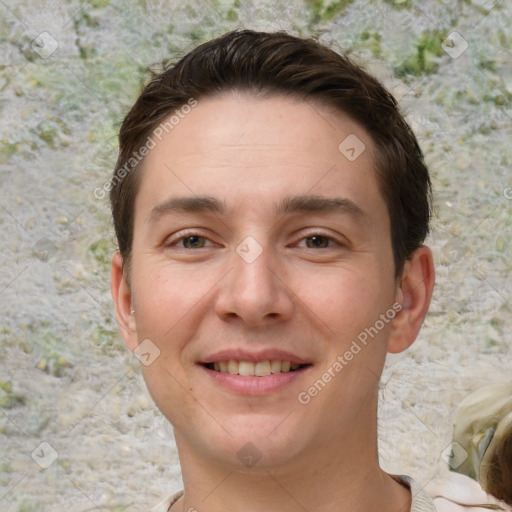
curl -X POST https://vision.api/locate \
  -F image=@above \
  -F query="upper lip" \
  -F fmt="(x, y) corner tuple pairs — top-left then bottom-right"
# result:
(200, 348), (310, 365)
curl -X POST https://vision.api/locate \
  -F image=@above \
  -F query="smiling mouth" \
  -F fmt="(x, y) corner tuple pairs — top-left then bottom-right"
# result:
(203, 360), (310, 377)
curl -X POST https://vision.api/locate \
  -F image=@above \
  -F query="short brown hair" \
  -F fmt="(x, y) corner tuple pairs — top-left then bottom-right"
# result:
(110, 28), (432, 282)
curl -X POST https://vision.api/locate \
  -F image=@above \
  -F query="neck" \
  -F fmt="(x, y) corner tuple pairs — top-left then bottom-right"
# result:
(171, 420), (411, 512)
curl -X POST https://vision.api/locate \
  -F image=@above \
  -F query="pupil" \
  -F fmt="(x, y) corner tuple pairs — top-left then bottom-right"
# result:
(185, 236), (202, 248)
(309, 235), (327, 248)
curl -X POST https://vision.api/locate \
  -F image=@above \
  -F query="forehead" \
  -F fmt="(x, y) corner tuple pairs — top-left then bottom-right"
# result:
(135, 93), (385, 224)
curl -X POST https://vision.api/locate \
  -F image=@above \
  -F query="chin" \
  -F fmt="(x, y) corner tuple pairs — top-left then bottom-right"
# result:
(177, 414), (310, 472)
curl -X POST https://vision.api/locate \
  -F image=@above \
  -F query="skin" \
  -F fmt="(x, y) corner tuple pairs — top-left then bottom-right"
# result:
(111, 93), (435, 512)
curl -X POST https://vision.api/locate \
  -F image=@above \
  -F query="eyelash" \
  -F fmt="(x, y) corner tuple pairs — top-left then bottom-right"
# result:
(165, 230), (343, 249)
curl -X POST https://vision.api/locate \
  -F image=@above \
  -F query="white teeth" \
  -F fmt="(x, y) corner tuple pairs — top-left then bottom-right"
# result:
(270, 360), (282, 373)
(255, 361), (271, 377)
(227, 360), (238, 375)
(212, 360), (302, 376)
(238, 361), (254, 376)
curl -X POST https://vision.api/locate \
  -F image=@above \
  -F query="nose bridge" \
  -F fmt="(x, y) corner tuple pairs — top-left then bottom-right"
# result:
(216, 235), (294, 325)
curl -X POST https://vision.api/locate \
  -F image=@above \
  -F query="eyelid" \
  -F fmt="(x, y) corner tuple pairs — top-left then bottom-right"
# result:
(164, 229), (217, 248)
(294, 229), (346, 248)
(164, 228), (347, 249)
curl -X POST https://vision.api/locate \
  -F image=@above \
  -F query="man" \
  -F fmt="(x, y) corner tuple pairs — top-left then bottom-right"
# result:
(110, 29), (436, 512)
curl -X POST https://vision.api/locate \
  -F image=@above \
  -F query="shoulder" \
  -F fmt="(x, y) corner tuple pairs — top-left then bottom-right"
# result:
(392, 474), (439, 512)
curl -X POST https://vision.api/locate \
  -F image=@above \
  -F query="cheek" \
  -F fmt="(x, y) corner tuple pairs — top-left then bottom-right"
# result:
(141, 363), (199, 432)
(297, 266), (388, 343)
(132, 262), (206, 341)
(133, 265), (203, 423)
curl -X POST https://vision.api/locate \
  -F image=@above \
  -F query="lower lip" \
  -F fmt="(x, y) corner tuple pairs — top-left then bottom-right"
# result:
(200, 365), (309, 395)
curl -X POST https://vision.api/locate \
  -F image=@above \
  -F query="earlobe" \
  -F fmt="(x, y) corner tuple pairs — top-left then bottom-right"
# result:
(387, 246), (435, 354)
(111, 252), (138, 352)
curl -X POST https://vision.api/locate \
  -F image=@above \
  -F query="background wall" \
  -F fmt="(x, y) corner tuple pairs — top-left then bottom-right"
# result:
(0, 0), (511, 510)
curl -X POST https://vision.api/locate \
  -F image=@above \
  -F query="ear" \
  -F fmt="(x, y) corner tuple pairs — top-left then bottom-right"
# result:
(111, 252), (138, 352)
(387, 245), (435, 354)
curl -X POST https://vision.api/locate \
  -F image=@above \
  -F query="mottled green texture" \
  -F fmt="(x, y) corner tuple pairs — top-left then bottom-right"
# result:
(305, 0), (355, 23)
(0, 1), (511, 510)
(394, 30), (447, 77)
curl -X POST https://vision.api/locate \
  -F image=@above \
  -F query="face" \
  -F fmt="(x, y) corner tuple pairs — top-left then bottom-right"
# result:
(114, 93), (405, 473)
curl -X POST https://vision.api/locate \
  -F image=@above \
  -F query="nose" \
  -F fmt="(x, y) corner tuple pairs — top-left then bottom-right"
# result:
(214, 239), (295, 328)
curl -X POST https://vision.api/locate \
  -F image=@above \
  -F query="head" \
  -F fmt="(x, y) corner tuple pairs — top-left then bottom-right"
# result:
(110, 29), (434, 474)
(111, 29), (432, 285)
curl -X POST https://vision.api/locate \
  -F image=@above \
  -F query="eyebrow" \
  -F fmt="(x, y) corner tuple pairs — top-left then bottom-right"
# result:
(147, 194), (366, 223)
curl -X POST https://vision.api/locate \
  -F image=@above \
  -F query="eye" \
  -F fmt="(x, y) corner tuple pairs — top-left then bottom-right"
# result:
(297, 233), (342, 249)
(164, 231), (343, 250)
(165, 232), (214, 249)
